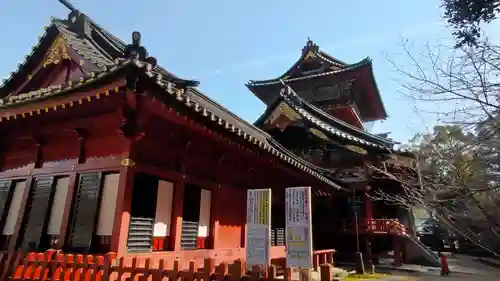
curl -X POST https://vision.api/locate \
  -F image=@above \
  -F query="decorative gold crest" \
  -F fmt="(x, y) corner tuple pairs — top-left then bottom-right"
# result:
(303, 50), (317, 60)
(345, 145), (368, 155)
(279, 103), (302, 121)
(309, 128), (329, 140)
(43, 36), (70, 67)
(120, 158), (136, 167)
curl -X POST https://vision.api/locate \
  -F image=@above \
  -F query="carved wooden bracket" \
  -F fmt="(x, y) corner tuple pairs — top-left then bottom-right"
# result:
(32, 136), (46, 147)
(73, 128), (88, 164)
(32, 136), (46, 168)
(118, 107), (141, 140)
(73, 127), (88, 140)
(118, 91), (151, 141)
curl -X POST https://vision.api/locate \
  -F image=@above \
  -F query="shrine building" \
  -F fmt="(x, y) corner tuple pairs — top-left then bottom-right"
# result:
(0, 0), (439, 268)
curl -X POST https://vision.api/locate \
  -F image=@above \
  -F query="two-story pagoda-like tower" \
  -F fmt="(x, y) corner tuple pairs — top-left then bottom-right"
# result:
(247, 40), (440, 267)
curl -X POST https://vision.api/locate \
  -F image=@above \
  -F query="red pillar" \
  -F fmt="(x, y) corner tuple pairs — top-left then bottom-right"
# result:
(111, 164), (135, 256)
(169, 180), (185, 251)
(110, 137), (136, 256)
(209, 185), (221, 249)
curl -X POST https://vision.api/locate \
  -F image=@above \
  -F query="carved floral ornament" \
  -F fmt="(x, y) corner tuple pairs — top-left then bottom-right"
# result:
(120, 158), (136, 167)
(344, 144), (368, 155)
(43, 36), (71, 67)
(309, 128), (330, 141)
(334, 168), (367, 183)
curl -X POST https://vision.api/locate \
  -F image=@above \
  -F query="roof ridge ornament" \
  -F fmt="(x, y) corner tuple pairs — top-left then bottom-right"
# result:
(58, 0), (91, 38)
(123, 31), (158, 68)
(278, 79), (289, 96)
(302, 37), (319, 55)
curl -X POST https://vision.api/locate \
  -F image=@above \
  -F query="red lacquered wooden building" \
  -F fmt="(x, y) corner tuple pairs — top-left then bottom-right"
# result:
(247, 40), (439, 266)
(0, 2), (341, 265)
(0, 1), (438, 268)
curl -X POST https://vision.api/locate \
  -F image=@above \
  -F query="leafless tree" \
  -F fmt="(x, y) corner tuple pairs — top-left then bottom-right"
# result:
(372, 38), (500, 256)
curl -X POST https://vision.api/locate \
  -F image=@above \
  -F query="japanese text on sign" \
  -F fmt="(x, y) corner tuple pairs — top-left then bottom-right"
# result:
(285, 186), (313, 268)
(246, 189), (272, 268)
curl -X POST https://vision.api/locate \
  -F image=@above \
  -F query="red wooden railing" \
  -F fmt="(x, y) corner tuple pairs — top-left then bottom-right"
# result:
(312, 249), (335, 271)
(0, 250), (337, 281)
(341, 218), (408, 235)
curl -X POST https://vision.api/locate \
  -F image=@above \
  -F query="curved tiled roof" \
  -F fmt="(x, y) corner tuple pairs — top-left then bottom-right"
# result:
(247, 58), (372, 87)
(0, 57), (343, 190)
(0, 61), (131, 108)
(134, 62), (342, 189)
(245, 39), (388, 121)
(279, 84), (413, 156)
(246, 39), (366, 87)
(0, 12), (198, 98)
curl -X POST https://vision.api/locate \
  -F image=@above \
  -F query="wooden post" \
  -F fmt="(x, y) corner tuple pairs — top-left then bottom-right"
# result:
(169, 180), (185, 251)
(299, 267), (312, 281)
(268, 265), (277, 281)
(283, 266), (292, 281)
(231, 259), (243, 281)
(110, 136), (135, 255)
(203, 258), (215, 281)
(251, 265), (261, 281)
(320, 263), (333, 281)
(209, 184), (220, 249)
(111, 165), (135, 256)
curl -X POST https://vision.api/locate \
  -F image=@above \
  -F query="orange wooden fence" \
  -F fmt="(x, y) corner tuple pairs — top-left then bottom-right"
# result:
(312, 249), (334, 271)
(0, 251), (338, 281)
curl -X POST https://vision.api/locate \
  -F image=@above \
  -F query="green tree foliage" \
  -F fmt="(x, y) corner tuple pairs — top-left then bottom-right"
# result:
(408, 124), (500, 255)
(442, 0), (500, 47)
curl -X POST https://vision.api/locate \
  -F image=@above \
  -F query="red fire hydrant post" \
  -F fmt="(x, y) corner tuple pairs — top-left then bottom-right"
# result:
(440, 253), (450, 276)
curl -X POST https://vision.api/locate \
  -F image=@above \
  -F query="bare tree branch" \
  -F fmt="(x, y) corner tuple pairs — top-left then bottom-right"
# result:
(379, 38), (500, 255)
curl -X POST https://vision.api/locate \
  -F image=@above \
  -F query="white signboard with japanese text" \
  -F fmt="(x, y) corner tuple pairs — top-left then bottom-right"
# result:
(246, 189), (272, 269)
(285, 186), (313, 268)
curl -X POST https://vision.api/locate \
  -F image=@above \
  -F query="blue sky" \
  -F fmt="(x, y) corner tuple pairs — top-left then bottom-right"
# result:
(0, 0), (490, 143)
